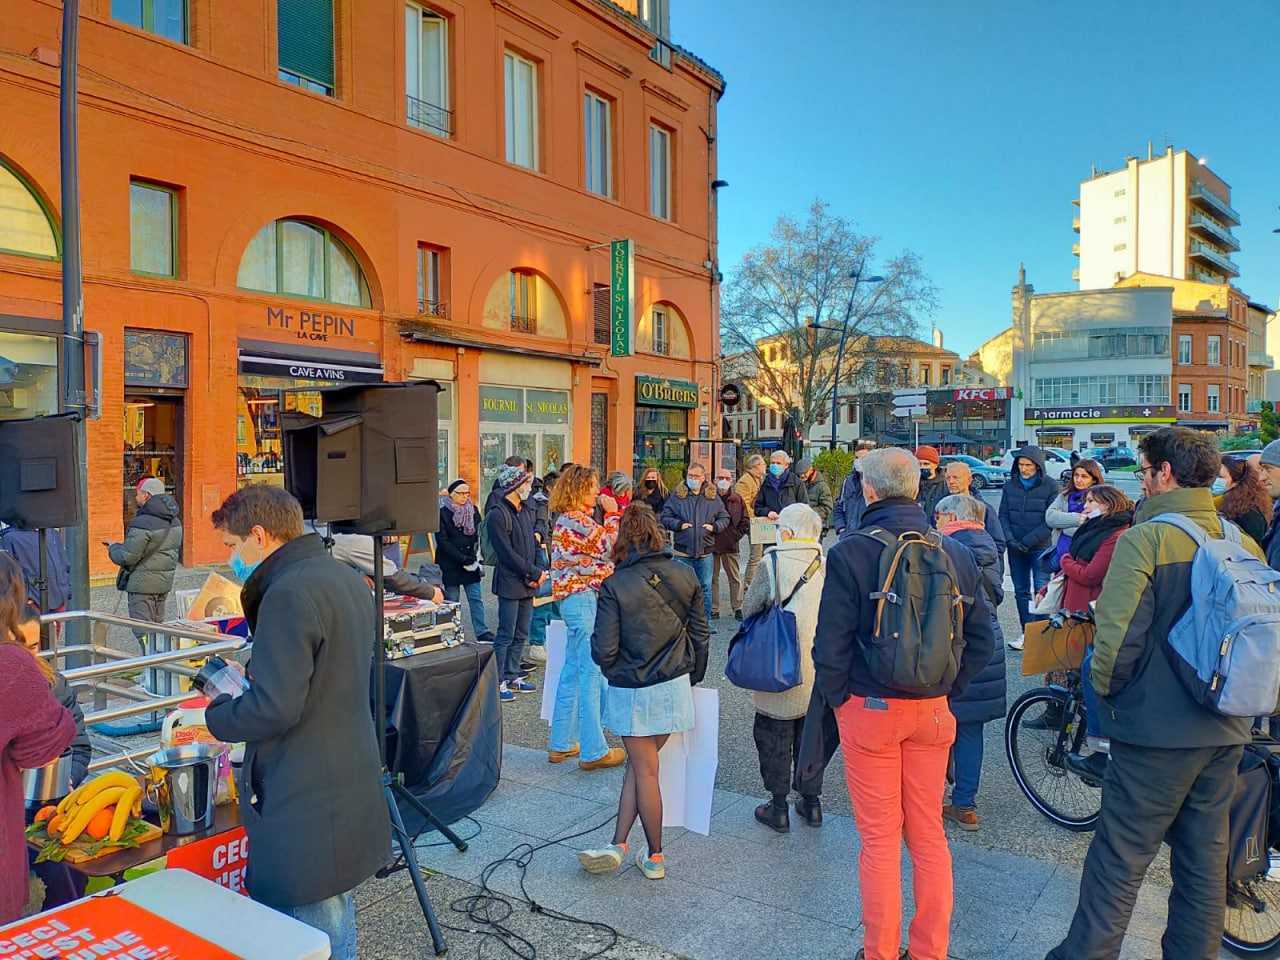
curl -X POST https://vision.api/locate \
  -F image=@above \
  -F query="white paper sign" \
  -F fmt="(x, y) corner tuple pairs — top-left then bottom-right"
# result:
(657, 686), (720, 835)
(539, 620), (568, 723)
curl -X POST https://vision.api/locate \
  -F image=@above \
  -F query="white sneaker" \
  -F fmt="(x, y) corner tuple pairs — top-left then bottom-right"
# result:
(1007, 635), (1025, 651)
(577, 844), (625, 874)
(527, 646), (548, 663)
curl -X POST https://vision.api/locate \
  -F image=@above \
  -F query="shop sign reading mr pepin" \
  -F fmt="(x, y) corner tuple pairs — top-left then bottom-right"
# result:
(266, 305), (358, 343)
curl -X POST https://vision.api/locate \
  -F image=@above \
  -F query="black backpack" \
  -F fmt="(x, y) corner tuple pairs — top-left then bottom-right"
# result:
(854, 528), (969, 694)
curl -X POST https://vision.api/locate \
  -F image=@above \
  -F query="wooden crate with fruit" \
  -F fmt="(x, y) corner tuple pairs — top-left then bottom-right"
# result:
(27, 770), (161, 864)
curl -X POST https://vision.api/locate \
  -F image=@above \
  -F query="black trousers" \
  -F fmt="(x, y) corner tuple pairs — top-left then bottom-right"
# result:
(1046, 739), (1243, 960)
(753, 712), (824, 800)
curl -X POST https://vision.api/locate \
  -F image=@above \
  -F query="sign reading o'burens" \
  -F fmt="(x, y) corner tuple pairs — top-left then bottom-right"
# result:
(636, 376), (699, 409)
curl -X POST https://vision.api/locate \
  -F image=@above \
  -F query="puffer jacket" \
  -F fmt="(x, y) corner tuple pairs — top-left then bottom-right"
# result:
(109, 494), (183, 595)
(1090, 486), (1257, 749)
(804, 476), (834, 528)
(833, 468), (868, 537)
(754, 469), (808, 517)
(592, 549), (710, 689)
(997, 446), (1058, 552)
(943, 523), (1006, 726)
(917, 471), (948, 523)
(660, 482), (730, 559)
(740, 541), (825, 721)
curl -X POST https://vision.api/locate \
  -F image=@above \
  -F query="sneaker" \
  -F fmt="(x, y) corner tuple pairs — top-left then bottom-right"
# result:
(510, 678), (537, 694)
(475, 633), (495, 645)
(547, 745), (581, 764)
(1065, 751), (1109, 786)
(527, 645), (548, 663)
(499, 683), (515, 703)
(579, 747), (625, 771)
(635, 850), (665, 880)
(942, 804), (979, 832)
(577, 844), (625, 875)
(1007, 634), (1025, 651)
(520, 659), (538, 673)
(734, 609), (744, 622)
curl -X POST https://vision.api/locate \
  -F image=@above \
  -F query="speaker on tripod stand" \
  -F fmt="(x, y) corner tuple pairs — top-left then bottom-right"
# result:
(284, 380), (463, 957)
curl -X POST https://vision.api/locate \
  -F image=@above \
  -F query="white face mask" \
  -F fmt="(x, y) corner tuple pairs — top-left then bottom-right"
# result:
(516, 482), (533, 502)
(715, 479), (731, 493)
(1083, 506), (1103, 519)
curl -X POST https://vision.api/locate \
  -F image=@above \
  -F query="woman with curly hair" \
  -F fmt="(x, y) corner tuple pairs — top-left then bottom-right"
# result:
(1217, 454), (1272, 545)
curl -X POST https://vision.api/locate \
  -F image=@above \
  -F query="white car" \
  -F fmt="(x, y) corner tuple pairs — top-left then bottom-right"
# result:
(990, 446), (1073, 481)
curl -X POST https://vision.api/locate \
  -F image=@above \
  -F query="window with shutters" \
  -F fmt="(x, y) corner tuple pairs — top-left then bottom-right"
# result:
(510, 269), (537, 333)
(279, 0), (335, 96)
(416, 244), (448, 317)
(652, 307), (670, 356)
(504, 51), (539, 170)
(590, 393), (608, 478)
(592, 284), (610, 345)
(405, 4), (451, 136)
(1207, 383), (1220, 413)
(649, 124), (671, 220)
(583, 91), (612, 198)
(111, 0), (187, 43)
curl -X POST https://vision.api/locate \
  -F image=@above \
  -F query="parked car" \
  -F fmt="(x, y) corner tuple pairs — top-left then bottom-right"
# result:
(939, 454), (1008, 491)
(1211, 449), (1263, 494)
(1079, 446), (1138, 471)
(991, 446), (1073, 481)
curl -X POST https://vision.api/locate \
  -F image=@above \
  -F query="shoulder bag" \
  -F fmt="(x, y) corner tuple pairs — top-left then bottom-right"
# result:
(725, 548), (821, 693)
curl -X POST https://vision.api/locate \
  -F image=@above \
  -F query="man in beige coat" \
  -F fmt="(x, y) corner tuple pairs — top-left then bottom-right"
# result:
(736, 454), (767, 589)
(738, 502), (826, 833)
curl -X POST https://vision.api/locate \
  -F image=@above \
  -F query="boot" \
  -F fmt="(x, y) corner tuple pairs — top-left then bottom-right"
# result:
(794, 795), (823, 827)
(753, 797), (790, 833)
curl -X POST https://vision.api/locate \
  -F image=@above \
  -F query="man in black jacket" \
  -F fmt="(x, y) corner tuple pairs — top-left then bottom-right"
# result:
(205, 486), (390, 960)
(108, 477), (183, 640)
(812, 447), (994, 960)
(660, 462), (729, 621)
(833, 439), (876, 539)
(915, 445), (948, 521)
(997, 444), (1058, 648)
(754, 450), (808, 519)
(484, 462), (545, 700)
(711, 467), (751, 620)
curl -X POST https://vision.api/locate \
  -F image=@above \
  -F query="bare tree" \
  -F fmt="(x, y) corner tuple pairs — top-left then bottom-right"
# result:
(721, 200), (937, 436)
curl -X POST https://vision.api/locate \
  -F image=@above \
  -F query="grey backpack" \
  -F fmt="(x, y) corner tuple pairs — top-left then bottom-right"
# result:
(854, 528), (970, 693)
(1151, 513), (1280, 718)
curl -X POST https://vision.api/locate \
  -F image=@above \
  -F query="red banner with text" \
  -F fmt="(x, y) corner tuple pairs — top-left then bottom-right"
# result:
(165, 826), (250, 896)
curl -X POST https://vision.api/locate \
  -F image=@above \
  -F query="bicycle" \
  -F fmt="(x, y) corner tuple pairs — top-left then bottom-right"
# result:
(1223, 733), (1280, 957)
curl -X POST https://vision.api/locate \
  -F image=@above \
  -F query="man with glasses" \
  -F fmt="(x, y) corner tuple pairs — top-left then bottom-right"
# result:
(1257, 440), (1280, 570)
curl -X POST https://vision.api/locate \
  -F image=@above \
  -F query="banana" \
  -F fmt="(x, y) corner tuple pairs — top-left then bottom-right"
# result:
(58, 771), (139, 815)
(60, 786), (128, 845)
(108, 785), (141, 843)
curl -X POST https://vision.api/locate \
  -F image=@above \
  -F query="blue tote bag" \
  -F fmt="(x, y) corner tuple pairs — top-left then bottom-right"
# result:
(725, 550), (822, 693)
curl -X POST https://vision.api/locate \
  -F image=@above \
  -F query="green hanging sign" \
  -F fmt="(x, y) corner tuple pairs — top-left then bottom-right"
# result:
(610, 239), (634, 357)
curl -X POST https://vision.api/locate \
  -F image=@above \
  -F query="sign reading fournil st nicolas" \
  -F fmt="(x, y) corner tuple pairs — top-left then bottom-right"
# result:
(610, 239), (634, 357)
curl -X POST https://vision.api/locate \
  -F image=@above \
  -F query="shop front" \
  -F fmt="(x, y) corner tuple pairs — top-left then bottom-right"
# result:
(0, 322), (60, 422)
(633, 375), (698, 485)
(123, 330), (190, 525)
(478, 386), (570, 488)
(1025, 404), (1177, 451)
(866, 387), (1012, 460)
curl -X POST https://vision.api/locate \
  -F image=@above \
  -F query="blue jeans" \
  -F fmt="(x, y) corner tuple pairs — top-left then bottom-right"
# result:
(677, 555), (713, 621)
(1081, 648), (1101, 738)
(529, 577), (558, 648)
(550, 590), (609, 762)
(1007, 546), (1048, 628)
(951, 720), (985, 809)
(495, 596), (533, 684)
(443, 581), (492, 643)
(278, 891), (357, 960)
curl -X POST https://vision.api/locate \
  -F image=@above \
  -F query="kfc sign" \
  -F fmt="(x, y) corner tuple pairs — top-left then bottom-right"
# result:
(952, 387), (1010, 402)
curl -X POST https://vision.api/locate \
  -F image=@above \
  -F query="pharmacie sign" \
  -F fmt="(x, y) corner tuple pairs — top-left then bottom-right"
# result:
(636, 375), (699, 409)
(610, 239), (635, 357)
(1025, 404), (1176, 425)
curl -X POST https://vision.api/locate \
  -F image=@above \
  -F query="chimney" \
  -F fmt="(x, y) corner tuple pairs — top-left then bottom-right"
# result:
(932, 326), (944, 350)
(1147, 140), (1153, 161)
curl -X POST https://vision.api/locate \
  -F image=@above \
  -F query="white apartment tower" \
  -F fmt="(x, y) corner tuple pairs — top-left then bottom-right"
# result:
(1074, 146), (1241, 291)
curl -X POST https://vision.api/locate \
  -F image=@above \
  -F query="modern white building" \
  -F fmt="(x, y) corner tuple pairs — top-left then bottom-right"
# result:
(1074, 146), (1241, 291)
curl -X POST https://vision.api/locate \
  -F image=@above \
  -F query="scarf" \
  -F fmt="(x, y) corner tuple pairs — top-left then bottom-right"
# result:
(440, 495), (477, 536)
(1067, 488), (1087, 513)
(1019, 473), (1038, 489)
(1069, 510), (1133, 563)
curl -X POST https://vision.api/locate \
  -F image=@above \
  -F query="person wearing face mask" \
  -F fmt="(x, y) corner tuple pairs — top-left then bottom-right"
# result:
(914, 446), (948, 522)
(484, 463), (547, 701)
(735, 454), (769, 596)
(997, 445), (1058, 649)
(711, 468), (751, 620)
(753, 451), (808, 520)
(659, 463), (730, 621)
(637, 468), (668, 513)
(437, 479), (494, 645)
(205, 486), (390, 960)
(795, 459), (833, 533)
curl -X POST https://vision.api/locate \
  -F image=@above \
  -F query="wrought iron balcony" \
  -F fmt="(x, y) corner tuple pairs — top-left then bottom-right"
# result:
(417, 298), (449, 319)
(511, 314), (536, 334)
(406, 94), (453, 137)
(1190, 183), (1241, 225)
(1189, 212), (1240, 251)
(1189, 240), (1241, 277)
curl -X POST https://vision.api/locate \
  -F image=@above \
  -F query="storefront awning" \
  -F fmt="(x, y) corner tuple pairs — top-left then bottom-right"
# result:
(402, 327), (603, 367)
(1176, 420), (1231, 430)
(238, 353), (384, 384)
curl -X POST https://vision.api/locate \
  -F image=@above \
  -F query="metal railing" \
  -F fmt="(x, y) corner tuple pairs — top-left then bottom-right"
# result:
(510, 314), (536, 334)
(406, 94), (453, 137)
(1190, 184), (1241, 225)
(1189, 240), (1241, 276)
(418, 298), (449, 319)
(1189, 211), (1241, 251)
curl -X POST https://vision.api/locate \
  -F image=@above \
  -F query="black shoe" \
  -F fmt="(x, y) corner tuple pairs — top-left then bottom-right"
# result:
(754, 800), (790, 833)
(1064, 751), (1109, 787)
(794, 795), (823, 827)
(734, 610), (744, 621)
(520, 659), (537, 672)
(1022, 705), (1065, 730)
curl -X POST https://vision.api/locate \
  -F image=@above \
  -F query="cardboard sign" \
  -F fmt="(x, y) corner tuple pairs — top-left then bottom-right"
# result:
(0, 895), (238, 959)
(164, 827), (250, 897)
(1020, 619), (1093, 676)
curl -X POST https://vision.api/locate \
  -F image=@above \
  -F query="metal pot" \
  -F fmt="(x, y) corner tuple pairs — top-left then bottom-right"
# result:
(23, 755), (74, 807)
(146, 743), (226, 836)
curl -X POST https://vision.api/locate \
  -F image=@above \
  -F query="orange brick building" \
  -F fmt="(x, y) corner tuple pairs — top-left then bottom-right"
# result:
(0, 0), (724, 573)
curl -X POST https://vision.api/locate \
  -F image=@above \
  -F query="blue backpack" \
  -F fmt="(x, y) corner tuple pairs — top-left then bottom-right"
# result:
(1152, 513), (1280, 718)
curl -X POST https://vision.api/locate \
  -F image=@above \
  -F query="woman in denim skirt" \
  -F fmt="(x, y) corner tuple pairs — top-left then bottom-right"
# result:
(577, 504), (709, 881)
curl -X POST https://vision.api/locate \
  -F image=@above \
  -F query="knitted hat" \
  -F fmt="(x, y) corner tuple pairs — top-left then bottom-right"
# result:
(137, 477), (166, 496)
(608, 473), (634, 494)
(915, 445), (941, 466)
(496, 463), (530, 495)
(447, 479), (469, 494)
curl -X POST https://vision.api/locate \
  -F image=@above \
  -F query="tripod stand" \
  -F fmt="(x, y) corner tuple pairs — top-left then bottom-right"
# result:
(371, 534), (468, 957)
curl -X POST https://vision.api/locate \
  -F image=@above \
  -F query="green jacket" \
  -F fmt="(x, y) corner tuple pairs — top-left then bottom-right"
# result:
(804, 477), (834, 527)
(1091, 486), (1256, 748)
(109, 494), (183, 596)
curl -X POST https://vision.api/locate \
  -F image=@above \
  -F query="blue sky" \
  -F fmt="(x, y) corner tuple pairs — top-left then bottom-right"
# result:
(675, 0), (1280, 357)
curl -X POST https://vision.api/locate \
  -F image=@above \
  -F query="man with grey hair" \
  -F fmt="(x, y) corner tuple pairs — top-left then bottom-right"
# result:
(813, 446), (995, 959)
(754, 449), (808, 520)
(736, 453), (768, 589)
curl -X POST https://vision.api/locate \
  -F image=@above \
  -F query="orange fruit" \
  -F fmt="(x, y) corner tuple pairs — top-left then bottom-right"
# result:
(34, 806), (57, 824)
(46, 815), (64, 837)
(85, 807), (114, 841)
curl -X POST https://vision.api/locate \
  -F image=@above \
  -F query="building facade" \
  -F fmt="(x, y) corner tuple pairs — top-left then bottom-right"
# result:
(1074, 146), (1241, 290)
(0, 0), (723, 572)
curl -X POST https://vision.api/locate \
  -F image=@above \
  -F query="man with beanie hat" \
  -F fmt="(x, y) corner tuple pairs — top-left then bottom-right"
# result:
(484, 463), (546, 701)
(915, 446), (948, 522)
(1257, 439), (1280, 571)
(108, 476), (183, 641)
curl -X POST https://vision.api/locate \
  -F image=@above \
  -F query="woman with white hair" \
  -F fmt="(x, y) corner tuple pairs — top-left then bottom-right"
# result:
(738, 502), (827, 833)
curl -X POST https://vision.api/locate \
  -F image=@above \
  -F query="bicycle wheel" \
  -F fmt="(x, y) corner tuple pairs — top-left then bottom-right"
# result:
(1224, 874), (1280, 957)
(1005, 687), (1100, 832)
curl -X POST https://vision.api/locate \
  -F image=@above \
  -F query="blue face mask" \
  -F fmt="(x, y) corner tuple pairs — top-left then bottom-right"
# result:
(768, 463), (786, 477)
(229, 541), (262, 583)
(686, 477), (701, 491)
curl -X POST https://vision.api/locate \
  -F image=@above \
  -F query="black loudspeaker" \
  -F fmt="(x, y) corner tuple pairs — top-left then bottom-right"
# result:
(283, 381), (440, 536)
(0, 414), (84, 529)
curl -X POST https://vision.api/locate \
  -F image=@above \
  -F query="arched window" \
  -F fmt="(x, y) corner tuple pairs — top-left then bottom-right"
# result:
(636, 301), (691, 358)
(237, 219), (371, 307)
(0, 160), (58, 259)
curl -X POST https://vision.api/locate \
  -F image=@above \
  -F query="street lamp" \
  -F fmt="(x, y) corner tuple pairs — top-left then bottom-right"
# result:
(809, 265), (883, 450)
